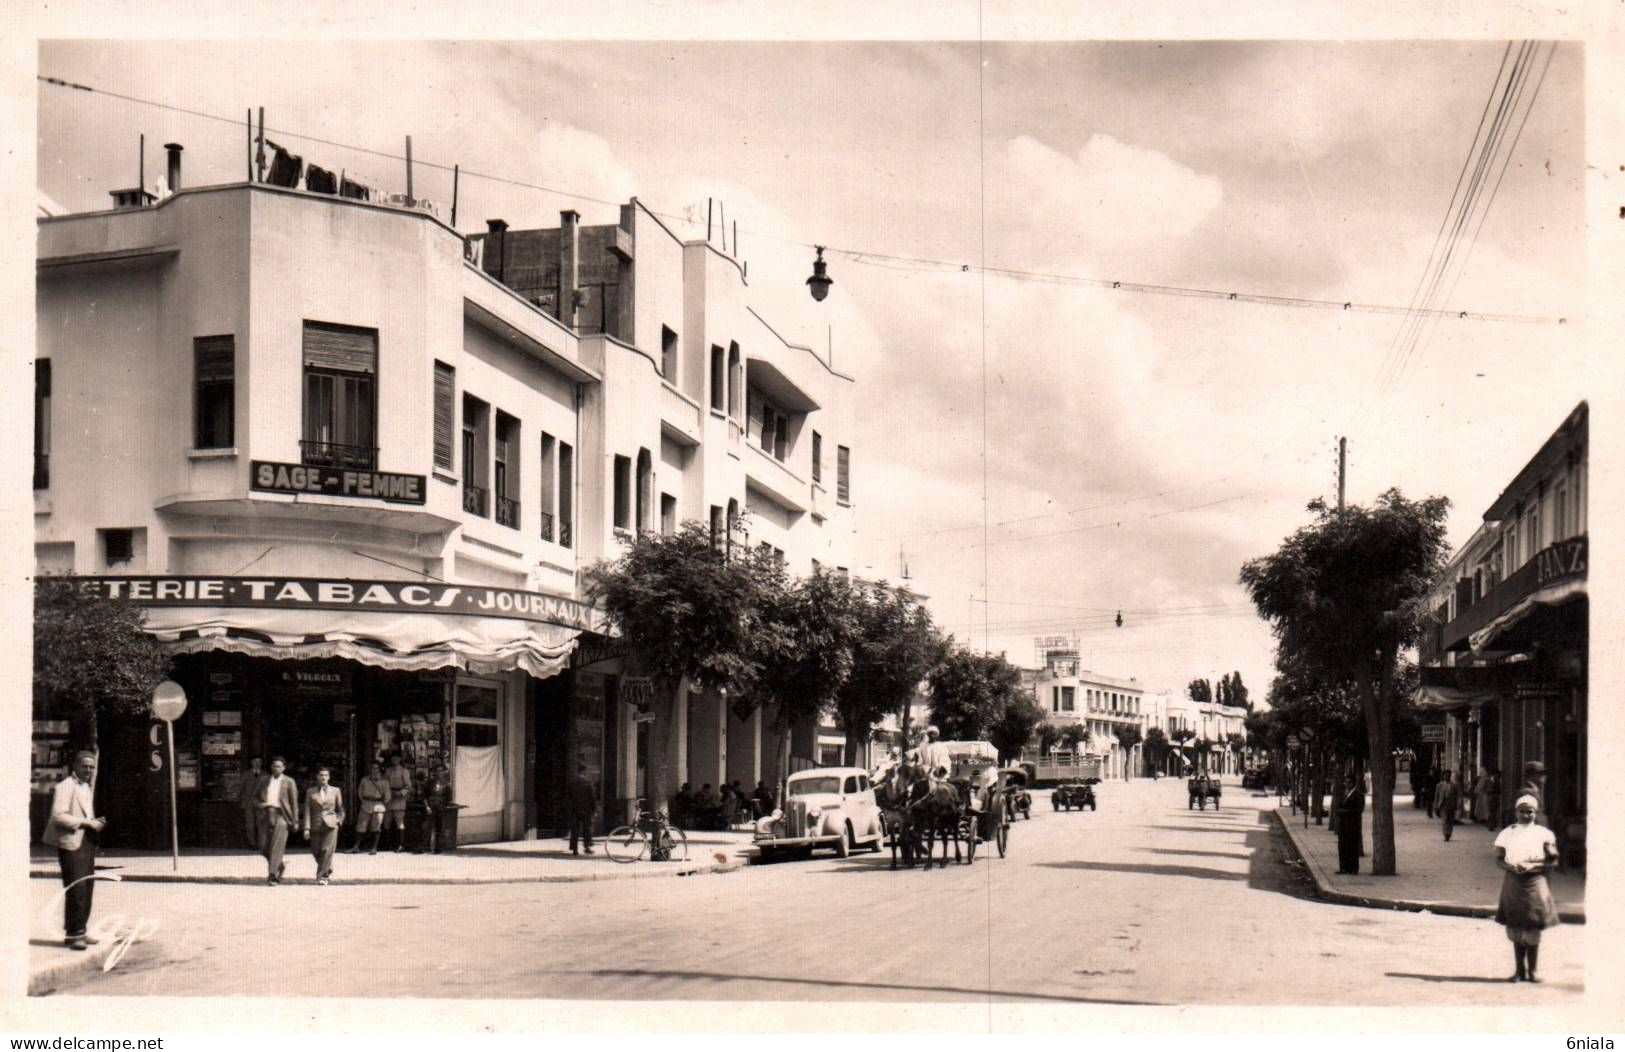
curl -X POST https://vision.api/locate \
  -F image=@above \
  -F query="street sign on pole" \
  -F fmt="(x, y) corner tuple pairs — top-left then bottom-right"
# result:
(150, 680), (188, 872)
(1286, 734), (1300, 748)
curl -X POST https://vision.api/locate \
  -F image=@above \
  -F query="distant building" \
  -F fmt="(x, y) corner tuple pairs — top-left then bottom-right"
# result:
(1028, 639), (1146, 779)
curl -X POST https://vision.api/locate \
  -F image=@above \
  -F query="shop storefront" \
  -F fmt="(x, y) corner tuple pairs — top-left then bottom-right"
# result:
(42, 575), (606, 850)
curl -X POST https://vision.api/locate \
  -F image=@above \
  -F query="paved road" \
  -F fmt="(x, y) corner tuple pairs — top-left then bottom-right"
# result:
(62, 780), (1584, 1003)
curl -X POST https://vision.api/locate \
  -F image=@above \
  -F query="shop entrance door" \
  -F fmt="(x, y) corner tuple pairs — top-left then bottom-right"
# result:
(262, 696), (356, 829)
(452, 678), (504, 843)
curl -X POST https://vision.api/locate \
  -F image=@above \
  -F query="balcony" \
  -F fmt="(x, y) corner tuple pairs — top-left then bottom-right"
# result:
(496, 495), (520, 530)
(559, 519), (572, 549)
(1439, 534), (1587, 653)
(539, 509), (554, 543)
(463, 484), (489, 517)
(300, 440), (377, 471)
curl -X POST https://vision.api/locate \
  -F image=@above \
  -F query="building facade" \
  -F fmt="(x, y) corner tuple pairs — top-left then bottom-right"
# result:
(1029, 642), (1147, 779)
(1417, 402), (1587, 863)
(32, 147), (857, 847)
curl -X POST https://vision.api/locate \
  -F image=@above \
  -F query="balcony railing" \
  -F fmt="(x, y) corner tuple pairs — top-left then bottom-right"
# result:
(300, 440), (377, 471)
(1439, 534), (1587, 652)
(463, 484), (488, 517)
(496, 495), (520, 529)
(539, 510), (554, 543)
(559, 519), (572, 549)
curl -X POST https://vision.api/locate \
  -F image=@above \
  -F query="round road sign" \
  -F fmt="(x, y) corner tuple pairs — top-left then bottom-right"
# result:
(151, 680), (188, 722)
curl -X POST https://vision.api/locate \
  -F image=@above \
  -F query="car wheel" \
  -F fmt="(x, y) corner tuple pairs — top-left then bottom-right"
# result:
(836, 824), (851, 859)
(757, 846), (777, 864)
(1052, 799), (1060, 811)
(1089, 801), (1097, 811)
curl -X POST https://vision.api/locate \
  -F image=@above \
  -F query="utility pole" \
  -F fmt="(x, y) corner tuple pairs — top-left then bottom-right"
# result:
(1337, 436), (1347, 512)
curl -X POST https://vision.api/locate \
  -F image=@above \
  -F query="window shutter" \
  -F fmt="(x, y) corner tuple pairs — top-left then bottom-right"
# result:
(303, 321), (377, 373)
(837, 445), (850, 503)
(195, 336), (234, 382)
(433, 362), (455, 470)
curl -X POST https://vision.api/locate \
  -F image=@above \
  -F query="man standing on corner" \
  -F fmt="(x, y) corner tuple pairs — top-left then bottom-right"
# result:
(50, 750), (106, 950)
(1335, 769), (1366, 874)
(567, 763), (597, 855)
(257, 756), (300, 885)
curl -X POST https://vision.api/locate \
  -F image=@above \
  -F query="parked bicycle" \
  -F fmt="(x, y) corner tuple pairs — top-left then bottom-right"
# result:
(604, 800), (690, 864)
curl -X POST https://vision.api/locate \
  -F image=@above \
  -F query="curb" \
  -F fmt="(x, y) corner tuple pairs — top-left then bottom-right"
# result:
(31, 859), (747, 887)
(1268, 810), (1585, 924)
(27, 940), (121, 997)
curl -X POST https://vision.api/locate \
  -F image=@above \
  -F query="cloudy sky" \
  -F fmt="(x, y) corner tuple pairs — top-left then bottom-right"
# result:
(34, 35), (1588, 699)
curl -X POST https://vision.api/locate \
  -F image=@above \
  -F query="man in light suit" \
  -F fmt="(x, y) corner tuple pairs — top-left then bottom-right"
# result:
(256, 756), (301, 886)
(50, 750), (106, 950)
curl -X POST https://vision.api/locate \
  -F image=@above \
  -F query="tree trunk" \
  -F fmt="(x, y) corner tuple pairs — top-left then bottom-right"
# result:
(1360, 657), (1398, 875)
(1311, 747), (1328, 823)
(646, 677), (677, 812)
(771, 708), (792, 810)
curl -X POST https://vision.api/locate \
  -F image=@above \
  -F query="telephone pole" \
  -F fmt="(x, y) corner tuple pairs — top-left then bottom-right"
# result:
(1337, 437), (1347, 512)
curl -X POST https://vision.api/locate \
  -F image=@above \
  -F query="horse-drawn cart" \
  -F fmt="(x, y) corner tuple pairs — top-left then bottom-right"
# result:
(1187, 774), (1222, 810)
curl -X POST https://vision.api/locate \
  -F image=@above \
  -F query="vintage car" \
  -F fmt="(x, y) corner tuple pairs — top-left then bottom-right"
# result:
(753, 767), (887, 861)
(1241, 767), (1270, 790)
(1052, 781), (1097, 811)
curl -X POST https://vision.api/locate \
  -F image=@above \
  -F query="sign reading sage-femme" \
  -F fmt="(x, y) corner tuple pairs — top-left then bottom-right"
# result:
(251, 460), (426, 505)
(73, 576), (604, 632)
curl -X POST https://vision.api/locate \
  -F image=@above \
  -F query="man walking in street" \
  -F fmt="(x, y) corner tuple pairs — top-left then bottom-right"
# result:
(566, 763), (597, 855)
(50, 751), (106, 950)
(257, 756), (300, 885)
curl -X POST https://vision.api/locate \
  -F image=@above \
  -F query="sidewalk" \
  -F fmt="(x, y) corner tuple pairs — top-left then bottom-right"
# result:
(28, 829), (757, 886)
(27, 830), (757, 994)
(1273, 794), (1585, 922)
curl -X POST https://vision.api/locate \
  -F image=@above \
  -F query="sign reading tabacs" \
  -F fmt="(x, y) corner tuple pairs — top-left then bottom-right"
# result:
(251, 460), (426, 505)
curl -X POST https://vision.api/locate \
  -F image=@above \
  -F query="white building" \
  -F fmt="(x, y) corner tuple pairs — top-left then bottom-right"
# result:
(30, 141), (859, 846)
(1029, 641), (1147, 779)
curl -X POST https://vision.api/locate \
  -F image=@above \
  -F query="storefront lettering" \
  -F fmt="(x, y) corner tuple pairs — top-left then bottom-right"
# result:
(1536, 537), (1587, 586)
(250, 460), (427, 506)
(68, 575), (608, 632)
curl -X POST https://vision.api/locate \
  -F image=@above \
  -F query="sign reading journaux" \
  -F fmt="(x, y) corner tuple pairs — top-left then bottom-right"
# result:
(251, 460), (425, 505)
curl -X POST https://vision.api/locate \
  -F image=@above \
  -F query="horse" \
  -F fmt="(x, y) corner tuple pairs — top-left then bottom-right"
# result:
(872, 766), (921, 870)
(896, 763), (967, 870)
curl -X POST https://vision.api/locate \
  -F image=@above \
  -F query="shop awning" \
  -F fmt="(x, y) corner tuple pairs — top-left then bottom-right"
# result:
(143, 606), (579, 680)
(1411, 684), (1500, 711)
(1468, 578), (1586, 653)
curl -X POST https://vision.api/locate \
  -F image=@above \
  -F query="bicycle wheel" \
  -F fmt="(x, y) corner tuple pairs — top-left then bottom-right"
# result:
(665, 826), (689, 862)
(604, 826), (648, 863)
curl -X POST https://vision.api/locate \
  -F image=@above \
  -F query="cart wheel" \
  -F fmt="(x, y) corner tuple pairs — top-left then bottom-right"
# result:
(996, 822), (1009, 858)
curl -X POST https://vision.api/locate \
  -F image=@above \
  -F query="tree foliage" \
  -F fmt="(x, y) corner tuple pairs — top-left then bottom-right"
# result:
(1142, 725), (1171, 772)
(1239, 488), (1450, 875)
(834, 583), (947, 764)
(926, 646), (1025, 744)
(1227, 670), (1251, 711)
(987, 691), (1048, 764)
(34, 577), (171, 750)
(586, 522), (786, 806)
(1186, 678), (1212, 705)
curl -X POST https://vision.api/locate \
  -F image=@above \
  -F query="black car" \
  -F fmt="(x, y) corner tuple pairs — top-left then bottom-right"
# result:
(1052, 782), (1097, 811)
(1241, 767), (1270, 789)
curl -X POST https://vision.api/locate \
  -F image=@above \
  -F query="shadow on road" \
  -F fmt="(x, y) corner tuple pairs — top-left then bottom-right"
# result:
(1152, 825), (1249, 834)
(1244, 810), (1320, 903)
(1034, 859), (1243, 882)
(1384, 972), (1517, 984)
(1143, 847), (1251, 862)
(556, 967), (1167, 1005)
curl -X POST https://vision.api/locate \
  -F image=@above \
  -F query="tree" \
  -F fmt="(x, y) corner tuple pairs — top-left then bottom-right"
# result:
(1142, 725), (1171, 774)
(927, 646), (1024, 743)
(1215, 675), (1230, 708)
(1169, 727), (1195, 772)
(987, 692), (1048, 764)
(745, 566), (863, 798)
(1113, 724), (1143, 778)
(1036, 722), (1064, 755)
(1240, 489), (1450, 875)
(1186, 678), (1212, 705)
(34, 577), (171, 754)
(1229, 670), (1251, 711)
(835, 583), (946, 765)
(586, 522), (785, 809)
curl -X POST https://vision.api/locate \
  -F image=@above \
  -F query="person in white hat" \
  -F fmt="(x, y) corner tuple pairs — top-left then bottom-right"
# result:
(910, 726), (951, 783)
(1493, 794), (1561, 982)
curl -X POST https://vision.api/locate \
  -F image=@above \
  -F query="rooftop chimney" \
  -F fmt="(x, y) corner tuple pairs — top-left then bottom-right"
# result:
(559, 210), (580, 329)
(164, 143), (184, 193)
(484, 219), (508, 284)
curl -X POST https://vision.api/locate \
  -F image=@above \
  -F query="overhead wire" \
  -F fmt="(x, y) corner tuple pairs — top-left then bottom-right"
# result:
(39, 72), (1565, 328)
